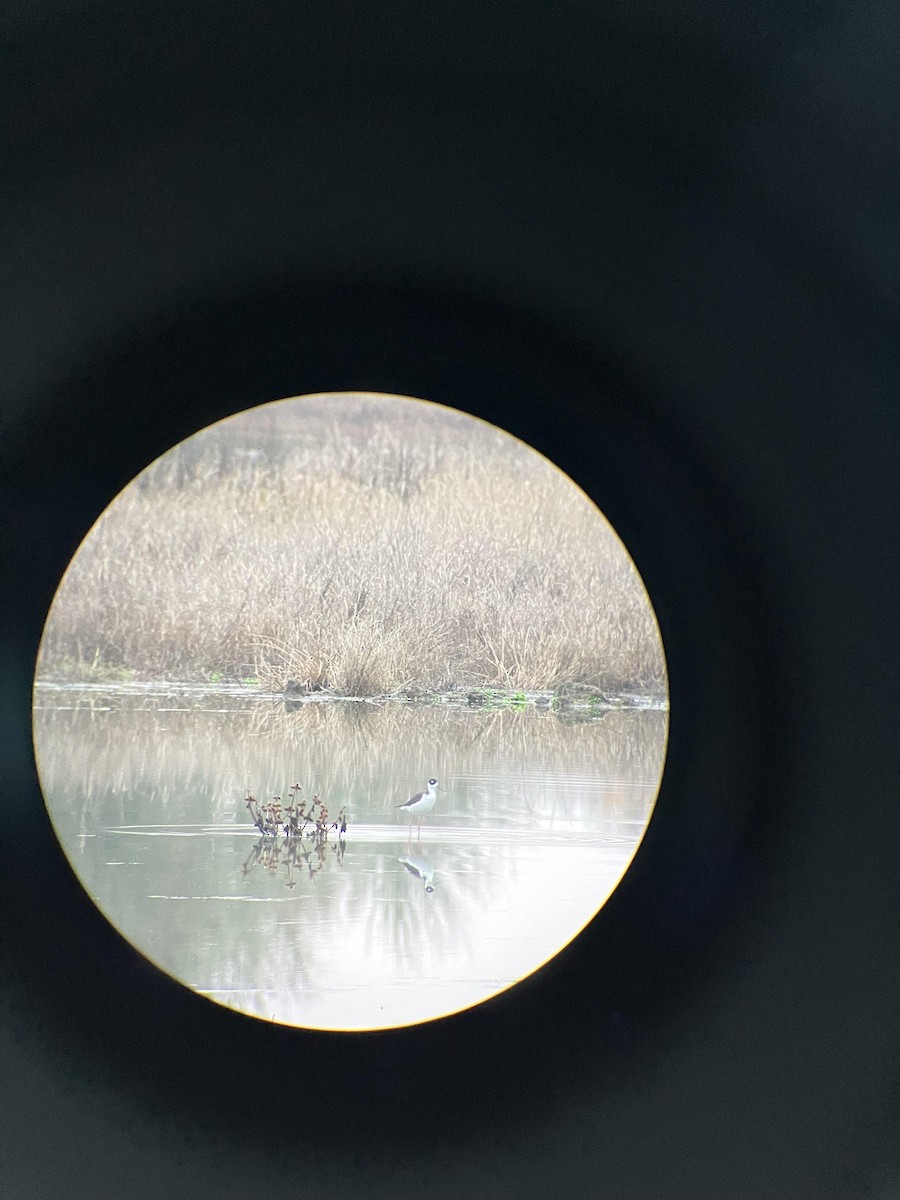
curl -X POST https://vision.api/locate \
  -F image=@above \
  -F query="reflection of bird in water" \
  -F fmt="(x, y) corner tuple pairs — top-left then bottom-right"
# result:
(397, 777), (443, 839)
(398, 854), (435, 893)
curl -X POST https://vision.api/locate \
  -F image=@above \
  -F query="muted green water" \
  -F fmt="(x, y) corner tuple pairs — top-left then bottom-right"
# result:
(33, 684), (667, 1030)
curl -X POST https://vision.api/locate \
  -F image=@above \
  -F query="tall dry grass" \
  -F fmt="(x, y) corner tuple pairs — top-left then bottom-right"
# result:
(37, 393), (666, 696)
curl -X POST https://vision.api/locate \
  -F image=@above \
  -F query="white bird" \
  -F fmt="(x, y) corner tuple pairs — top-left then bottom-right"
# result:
(397, 777), (443, 839)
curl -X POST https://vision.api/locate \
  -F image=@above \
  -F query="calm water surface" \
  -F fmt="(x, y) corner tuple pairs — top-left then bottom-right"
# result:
(33, 684), (667, 1030)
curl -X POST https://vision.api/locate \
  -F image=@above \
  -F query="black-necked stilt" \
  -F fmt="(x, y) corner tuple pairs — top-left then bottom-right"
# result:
(397, 777), (443, 838)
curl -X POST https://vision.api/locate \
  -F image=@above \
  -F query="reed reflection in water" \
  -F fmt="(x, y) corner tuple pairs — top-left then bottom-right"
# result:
(34, 685), (666, 1029)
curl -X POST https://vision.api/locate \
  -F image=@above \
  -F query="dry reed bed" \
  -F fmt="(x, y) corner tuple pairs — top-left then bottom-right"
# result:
(38, 394), (666, 695)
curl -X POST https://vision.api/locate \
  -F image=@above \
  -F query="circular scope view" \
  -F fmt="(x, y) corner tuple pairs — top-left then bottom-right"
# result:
(33, 391), (668, 1030)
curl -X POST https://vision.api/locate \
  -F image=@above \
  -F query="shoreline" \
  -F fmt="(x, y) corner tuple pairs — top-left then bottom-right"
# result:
(33, 676), (668, 714)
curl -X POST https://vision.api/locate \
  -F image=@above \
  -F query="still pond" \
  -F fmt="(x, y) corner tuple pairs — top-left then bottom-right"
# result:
(33, 684), (667, 1030)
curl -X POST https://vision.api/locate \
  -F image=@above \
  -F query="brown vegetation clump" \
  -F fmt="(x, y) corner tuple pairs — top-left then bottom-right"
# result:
(37, 393), (667, 696)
